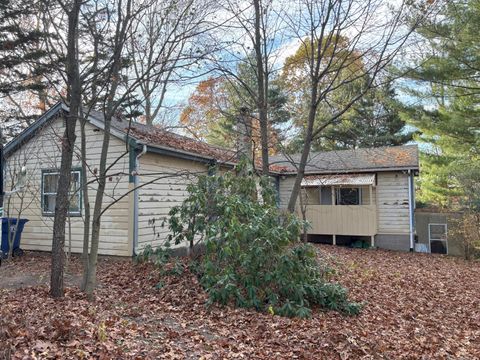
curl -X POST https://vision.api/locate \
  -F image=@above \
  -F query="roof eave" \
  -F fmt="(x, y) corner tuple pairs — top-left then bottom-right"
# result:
(145, 143), (237, 168)
(4, 103), (134, 157)
(4, 102), (65, 157)
(272, 165), (420, 176)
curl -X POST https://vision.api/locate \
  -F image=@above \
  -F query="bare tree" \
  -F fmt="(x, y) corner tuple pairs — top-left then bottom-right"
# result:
(82, 0), (137, 298)
(283, 0), (430, 212)
(50, 0), (82, 298)
(253, 0), (269, 175)
(128, 0), (219, 125)
(204, 0), (288, 173)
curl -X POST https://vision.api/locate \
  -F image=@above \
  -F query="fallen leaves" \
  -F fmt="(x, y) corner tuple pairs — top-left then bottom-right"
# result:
(0, 246), (479, 359)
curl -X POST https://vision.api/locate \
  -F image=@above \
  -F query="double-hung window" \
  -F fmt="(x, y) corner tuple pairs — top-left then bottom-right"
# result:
(42, 170), (82, 216)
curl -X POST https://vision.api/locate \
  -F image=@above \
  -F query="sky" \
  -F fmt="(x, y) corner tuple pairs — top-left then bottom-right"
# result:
(155, 0), (414, 126)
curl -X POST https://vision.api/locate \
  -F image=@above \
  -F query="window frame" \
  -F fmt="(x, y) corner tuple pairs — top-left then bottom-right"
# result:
(335, 187), (362, 206)
(428, 223), (448, 255)
(320, 186), (333, 205)
(41, 168), (82, 217)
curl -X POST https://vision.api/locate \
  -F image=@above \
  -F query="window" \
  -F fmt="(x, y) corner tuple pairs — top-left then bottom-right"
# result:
(320, 186), (332, 205)
(42, 170), (81, 215)
(301, 187), (320, 205)
(335, 187), (361, 205)
(429, 223), (448, 254)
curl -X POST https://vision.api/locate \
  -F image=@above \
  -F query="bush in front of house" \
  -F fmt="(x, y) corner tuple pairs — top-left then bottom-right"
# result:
(166, 164), (361, 318)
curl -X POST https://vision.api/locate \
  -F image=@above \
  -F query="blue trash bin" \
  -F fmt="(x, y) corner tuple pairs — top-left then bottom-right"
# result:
(1, 218), (29, 258)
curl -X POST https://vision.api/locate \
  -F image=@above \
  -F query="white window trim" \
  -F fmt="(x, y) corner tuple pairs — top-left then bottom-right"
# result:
(428, 223), (448, 255)
(42, 170), (82, 216)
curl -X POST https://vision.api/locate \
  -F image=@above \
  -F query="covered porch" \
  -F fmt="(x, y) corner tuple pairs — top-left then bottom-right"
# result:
(300, 173), (378, 245)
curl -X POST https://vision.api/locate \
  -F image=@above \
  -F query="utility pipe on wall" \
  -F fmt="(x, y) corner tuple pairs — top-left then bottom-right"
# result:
(133, 144), (147, 255)
(407, 169), (415, 251)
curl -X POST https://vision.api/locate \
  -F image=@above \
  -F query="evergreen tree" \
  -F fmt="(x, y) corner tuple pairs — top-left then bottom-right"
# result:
(312, 83), (413, 151)
(0, 0), (51, 141)
(181, 59), (290, 149)
(281, 39), (413, 152)
(402, 0), (480, 208)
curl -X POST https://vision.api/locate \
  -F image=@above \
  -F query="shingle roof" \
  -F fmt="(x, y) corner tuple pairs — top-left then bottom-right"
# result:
(5, 104), (418, 175)
(90, 110), (290, 172)
(270, 145), (419, 175)
(92, 111), (239, 164)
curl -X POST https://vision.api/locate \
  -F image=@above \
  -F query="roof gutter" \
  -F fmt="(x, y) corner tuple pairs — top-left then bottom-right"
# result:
(273, 166), (420, 176)
(145, 144), (221, 166)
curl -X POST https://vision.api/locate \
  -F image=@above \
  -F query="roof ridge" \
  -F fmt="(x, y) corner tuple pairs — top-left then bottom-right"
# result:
(307, 144), (418, 157)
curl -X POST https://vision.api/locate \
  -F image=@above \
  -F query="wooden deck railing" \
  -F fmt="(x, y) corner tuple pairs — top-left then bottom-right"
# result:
(303, 205), (377, 236)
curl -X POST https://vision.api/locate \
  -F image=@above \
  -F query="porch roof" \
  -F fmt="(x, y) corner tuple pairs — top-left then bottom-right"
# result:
(271, 145), (419, 175)
(301, 173), (376, 187)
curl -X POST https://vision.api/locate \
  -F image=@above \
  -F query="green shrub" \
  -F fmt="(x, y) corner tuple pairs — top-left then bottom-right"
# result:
(135, 244), (171, 267)
(167, 164), (361, 318)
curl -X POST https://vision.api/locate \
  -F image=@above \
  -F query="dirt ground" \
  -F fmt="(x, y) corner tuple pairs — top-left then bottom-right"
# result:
(0, 253), (82, 289)
(1, 245), (479, 359)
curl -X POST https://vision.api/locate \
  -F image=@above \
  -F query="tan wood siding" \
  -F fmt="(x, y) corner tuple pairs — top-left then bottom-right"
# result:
(278, 176), (296, 209)
(4, 116), (132, 256)
(376, 172), (410, 234)
(136, 153), (209, 252)
(305, 205), (377, 236)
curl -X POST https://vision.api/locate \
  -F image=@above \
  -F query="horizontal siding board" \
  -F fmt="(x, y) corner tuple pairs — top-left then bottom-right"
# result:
(279, 171), (411, 237)
(376, 171), (410, 235)
(4, 116), (131, 256)
(136, 153), (209, 252)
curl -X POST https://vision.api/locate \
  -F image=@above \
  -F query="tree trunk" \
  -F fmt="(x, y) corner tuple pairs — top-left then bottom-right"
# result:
(80, 116), (90, 292)
(50, 111), (77, 297)
(237, 107), (253, 173)
(145, 88), (152, 126)
(84, 109), (112, 299)
(287, 88), (317, 213)
(50, 0), (81, 298)
(83, 0), (131, 297)
(253, 0), (269, 176)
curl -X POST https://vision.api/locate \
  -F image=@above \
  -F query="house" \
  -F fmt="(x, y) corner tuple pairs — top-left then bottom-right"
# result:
(271, 146), (419, 251)
(2, 103), (237, 257)
(2, 103), (419, 256)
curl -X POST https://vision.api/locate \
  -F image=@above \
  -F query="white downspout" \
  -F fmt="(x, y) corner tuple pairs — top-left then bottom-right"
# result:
(408, 169), (415, 252)
(133, 145), (147, 255)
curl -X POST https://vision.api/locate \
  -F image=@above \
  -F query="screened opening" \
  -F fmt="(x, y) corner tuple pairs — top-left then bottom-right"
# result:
(320, 186), (332, 205)
(430, 240), (447, 254)
(42, 170), (81, 216)
(301, 187), (320, 205)
(335, 187), (361, 205)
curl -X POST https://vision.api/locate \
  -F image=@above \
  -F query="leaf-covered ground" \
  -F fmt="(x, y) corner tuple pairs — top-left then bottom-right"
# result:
(1, 245), (479, 359)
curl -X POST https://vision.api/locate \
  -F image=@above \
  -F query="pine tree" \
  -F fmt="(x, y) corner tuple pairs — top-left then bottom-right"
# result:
(280, 39), (413, 153)
(312, 83), (413, 151)
(0, 0), (51, 141)
(402, 0), (480, 208)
